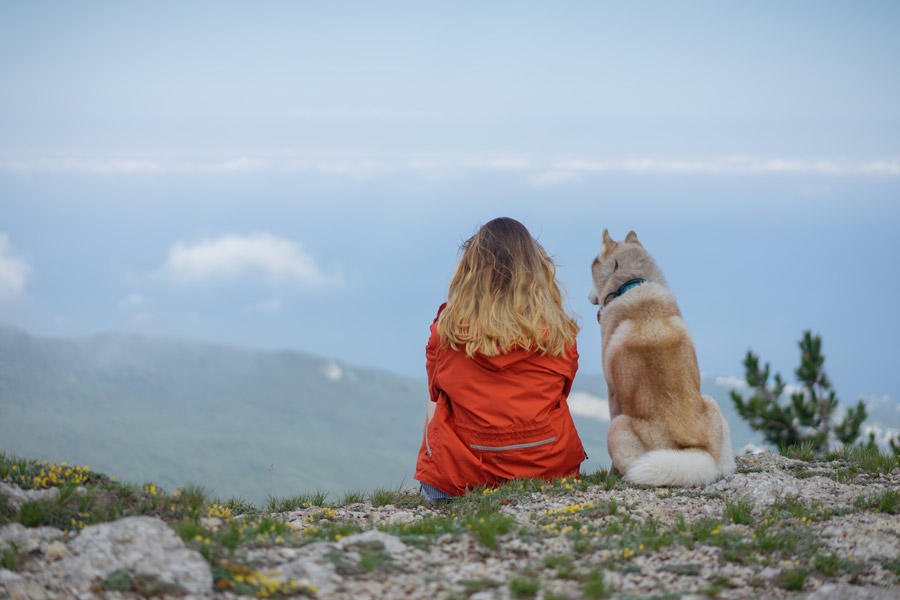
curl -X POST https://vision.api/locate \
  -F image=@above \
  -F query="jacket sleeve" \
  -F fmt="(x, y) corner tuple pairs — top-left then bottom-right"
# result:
(425, 303), (447, 402)
(561, 340), (579, 398)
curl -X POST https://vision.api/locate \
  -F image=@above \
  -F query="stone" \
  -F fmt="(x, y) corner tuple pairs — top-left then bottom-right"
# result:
(44, 541), (67, 562)
(337, 530), (410, 556)
(806, 583), (900, 600)
(0, 483), (59, 513)
(50, 516), (212, 596)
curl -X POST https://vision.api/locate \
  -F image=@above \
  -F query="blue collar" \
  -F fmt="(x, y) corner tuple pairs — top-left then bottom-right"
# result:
(603, 278), (646, 306)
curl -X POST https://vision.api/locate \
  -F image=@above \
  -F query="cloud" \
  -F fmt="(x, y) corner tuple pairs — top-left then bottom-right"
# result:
(157, 234), (339, 288)
(0, 235), (31, 299)
(715, 376), (748, 390)
(240, 298), (284, 314)
(322, 360), (343, 382)
(568, 391), (610, 421)
(2, 153), (898, 180)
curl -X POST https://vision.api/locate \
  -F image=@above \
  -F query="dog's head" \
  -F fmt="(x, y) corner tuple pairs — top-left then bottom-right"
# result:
(588, 229), (665, 313)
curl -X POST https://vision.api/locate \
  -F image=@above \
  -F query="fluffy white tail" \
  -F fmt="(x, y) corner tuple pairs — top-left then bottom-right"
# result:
(624, 449), (720, 487)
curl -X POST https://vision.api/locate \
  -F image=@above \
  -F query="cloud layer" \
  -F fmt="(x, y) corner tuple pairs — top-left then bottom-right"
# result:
(157, 234), (338, 288)
(2, 154), (898, 181)
(0, 235), (30, 299)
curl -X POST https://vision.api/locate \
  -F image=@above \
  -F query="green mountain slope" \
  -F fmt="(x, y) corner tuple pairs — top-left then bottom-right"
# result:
(0, 327), (426, 503)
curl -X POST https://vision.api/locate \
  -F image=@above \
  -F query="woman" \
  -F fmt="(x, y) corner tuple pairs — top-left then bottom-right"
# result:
(415, 217), (586, 502)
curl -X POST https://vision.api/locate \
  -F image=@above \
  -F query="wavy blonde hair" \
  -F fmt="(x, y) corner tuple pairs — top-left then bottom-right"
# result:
(437, 217), (579, 358)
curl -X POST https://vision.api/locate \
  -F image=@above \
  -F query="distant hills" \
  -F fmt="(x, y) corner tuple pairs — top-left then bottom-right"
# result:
(2, 326), (893, 503)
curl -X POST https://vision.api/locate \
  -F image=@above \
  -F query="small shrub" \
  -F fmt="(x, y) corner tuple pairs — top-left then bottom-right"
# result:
(778, 567), (806, 591)
(370, 488), (395, 507)
(582, 568), (609, 598)
(725, 498), (754, 525)
(1, 542), (21, 571)
(604, 471), (620, 491)
(876, 490), (899, 514)
(781, 442), (817, 462)
(508, 574), (540, 598)
(341, 489), (366, 505)
(463, 512), (514, 548)
(813, 552), (840, 577)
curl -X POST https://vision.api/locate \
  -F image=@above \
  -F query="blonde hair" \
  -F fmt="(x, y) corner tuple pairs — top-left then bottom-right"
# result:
(437, 217), (579, 358)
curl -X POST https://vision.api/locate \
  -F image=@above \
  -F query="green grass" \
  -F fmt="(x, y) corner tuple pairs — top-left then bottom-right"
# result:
(341, 489), (366, 504)
(509, 573), (540, 598)
(1, 541), (21, 571)
(582, 568), (610, 598)
(778, 567), (806, 591)
(875, 489), (899, 514)
(462, 511), (514, 548)
(781, 442), (818, 462)
(369, 488), (396, 507)
(725, 498), (754, 525)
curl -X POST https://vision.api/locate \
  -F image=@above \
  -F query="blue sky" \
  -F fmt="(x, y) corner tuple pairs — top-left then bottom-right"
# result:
(1, 1), (899, 416)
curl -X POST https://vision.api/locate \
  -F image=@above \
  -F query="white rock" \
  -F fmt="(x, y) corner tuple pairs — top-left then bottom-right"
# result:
(806, 583), (900, 600)
(44, 540), (67, 561)
(0, 523), (63, 553)
(0, 482), (59, 513)
(387, 510), (415, 524)
(337, 529), (410, 556)
(50, 516), (212, 596)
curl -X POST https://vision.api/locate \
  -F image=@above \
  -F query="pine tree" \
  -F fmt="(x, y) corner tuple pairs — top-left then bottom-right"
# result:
(730, 331), (867, 453)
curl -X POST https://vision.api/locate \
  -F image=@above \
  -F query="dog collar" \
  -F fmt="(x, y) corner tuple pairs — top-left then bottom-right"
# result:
(603, 278), (646, 307)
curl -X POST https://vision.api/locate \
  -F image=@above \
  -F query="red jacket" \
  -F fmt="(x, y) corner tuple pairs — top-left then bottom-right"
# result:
(415, 304), (586, 495)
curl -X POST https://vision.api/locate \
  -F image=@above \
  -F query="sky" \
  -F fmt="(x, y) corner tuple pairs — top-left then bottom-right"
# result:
(1, 1), (899, 417)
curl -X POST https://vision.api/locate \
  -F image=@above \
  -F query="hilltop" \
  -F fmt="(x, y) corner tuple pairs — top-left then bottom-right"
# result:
(2, 449), (898, 599)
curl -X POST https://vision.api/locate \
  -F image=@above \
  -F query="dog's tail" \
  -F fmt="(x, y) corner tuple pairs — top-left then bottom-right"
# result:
(624, 449), (720, 487)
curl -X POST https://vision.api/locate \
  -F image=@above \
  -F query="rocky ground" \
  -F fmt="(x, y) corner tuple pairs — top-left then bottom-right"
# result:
(1, 451), (898, 599)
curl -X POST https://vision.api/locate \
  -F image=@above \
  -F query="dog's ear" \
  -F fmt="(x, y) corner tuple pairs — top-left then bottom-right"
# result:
(601, 229), (616, 256)
(624, 230), (642, 246)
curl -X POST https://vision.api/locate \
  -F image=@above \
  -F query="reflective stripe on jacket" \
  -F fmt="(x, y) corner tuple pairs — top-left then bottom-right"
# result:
(414, 304), (586, 496)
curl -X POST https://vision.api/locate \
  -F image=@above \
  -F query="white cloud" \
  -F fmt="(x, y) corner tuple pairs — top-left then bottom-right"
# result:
(715, 376), (748, 390)
(2, 153), (898, 180)
(568, 391), (610, 421)
(157, 234), (339, 288)
(240, 298), (283, 314)
(322, 360), (343, 382)
(0, 235), (31, 299)
(118, 293), (145, 308)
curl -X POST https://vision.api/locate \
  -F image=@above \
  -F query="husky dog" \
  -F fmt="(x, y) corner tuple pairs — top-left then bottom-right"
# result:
(589, 230), (735, 486)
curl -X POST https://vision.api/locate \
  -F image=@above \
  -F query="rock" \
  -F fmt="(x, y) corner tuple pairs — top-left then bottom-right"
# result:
(806, 583), (900, 600)
(0, 523), (64, 553)
(387, 510), (415, 525)
(43, 541), (67, 562)
(279, 542), (340, 595)
(337, 530), (410, 556)
(0, 483), (59, 513)
(50, 516), (212, 596)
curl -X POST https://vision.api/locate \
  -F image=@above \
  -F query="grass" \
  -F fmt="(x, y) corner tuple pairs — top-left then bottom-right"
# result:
(509, 572), (540, 598)
(725, 497), (754, 525)
(1, 541), (21, 571)
(777, 567), (806, 591)
(582, 569), (610, 598)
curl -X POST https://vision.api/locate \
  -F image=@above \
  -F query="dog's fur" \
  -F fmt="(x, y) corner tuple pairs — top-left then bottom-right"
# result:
(589, 230), (735, 486)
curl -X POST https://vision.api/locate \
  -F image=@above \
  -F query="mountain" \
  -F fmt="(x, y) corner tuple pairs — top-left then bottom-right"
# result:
(1, 326), (892, 503)
(0, 326), (427, 503)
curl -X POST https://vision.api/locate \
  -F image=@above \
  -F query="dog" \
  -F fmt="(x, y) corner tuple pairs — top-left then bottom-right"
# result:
(588, 230), (735, 486)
